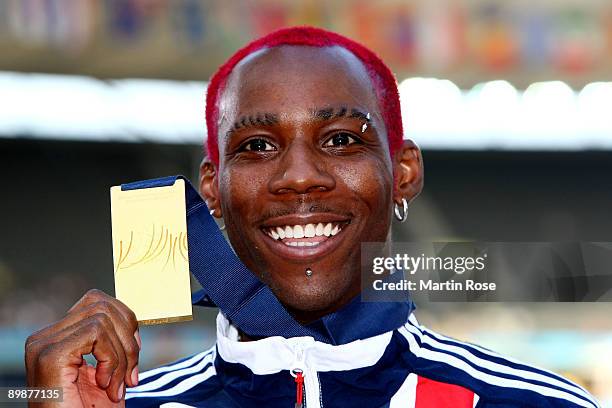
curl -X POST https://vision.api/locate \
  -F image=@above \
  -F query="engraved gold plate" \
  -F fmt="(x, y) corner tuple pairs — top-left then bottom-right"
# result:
(110, 179), (193, 325)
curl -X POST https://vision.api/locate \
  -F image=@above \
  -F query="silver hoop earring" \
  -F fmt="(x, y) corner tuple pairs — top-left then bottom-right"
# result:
(209, 209), (226, 231)
(394, 198), (408, 222)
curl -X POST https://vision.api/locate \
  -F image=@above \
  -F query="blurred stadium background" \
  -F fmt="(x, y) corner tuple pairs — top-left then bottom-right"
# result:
(1, 0), (611, 404)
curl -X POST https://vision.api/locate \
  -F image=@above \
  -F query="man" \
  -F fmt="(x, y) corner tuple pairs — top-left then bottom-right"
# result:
(25, 27), (599, 407)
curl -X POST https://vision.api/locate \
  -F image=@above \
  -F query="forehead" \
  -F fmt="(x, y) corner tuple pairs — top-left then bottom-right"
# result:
(218, 45), (380, 124)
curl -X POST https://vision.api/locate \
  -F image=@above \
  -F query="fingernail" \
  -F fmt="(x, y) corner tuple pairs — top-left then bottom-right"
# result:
(134, 331), (141, 349)
(118, 382), (124, 400)
(131, 366), (139, 386)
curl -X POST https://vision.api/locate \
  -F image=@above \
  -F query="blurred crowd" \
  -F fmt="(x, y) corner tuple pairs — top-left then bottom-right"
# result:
(1, 0), (612, 86)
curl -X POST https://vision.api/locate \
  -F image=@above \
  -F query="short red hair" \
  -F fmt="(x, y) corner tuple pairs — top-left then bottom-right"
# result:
(205, 26), (404, 166)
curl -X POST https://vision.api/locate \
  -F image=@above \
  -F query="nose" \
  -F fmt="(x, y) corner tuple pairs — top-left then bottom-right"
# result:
(268, 140), (335, 195)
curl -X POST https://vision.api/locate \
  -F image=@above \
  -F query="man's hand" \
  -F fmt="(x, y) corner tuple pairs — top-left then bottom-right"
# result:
(25, 289), (141, 407)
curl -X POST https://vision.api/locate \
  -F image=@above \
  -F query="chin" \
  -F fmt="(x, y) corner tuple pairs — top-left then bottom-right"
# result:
(227, 217), (370, 319)
(266, 266), (360, 318)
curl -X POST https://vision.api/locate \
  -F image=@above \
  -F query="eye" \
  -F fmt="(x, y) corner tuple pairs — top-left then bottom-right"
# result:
(323, 132), (361, 148)
(241, 138), (277, 152)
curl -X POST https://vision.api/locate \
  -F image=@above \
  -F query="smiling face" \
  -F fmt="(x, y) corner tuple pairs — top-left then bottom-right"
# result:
(201, 45), (422, 322)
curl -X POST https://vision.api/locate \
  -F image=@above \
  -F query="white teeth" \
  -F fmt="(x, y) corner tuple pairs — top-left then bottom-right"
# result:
(304, 224), (316, 238)
(267, 222), (344, 242)
(323, 223), (332, 236)
(284, 241), (318, 247)
(315, 223), (324, 236)
(331, 224), (340, 236)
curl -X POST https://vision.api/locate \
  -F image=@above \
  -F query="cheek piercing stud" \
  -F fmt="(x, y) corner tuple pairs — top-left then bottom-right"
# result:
(305, 268), (313, 278)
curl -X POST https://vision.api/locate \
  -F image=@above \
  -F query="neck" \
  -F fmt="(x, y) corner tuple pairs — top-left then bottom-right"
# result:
(287, 283), (363, 325)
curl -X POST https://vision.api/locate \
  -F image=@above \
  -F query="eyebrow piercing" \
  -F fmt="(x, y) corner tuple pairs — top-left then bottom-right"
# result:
(361, 112), (371, 133)
(305, 268), (313, 278)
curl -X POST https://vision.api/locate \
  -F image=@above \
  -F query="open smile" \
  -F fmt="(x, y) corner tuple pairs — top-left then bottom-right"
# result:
(259, 215), (351, 262)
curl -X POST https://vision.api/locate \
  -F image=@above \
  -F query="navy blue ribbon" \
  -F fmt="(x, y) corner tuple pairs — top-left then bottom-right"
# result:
(122, 176), (414, 345)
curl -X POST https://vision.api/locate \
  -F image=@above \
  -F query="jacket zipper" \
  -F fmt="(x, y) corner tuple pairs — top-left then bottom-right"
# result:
(290, 342), (321, 408)
(294, 371), (304, 408)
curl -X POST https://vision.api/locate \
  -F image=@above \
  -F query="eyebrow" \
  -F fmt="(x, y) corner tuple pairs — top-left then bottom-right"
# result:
(225, 106), (372, 139)
(226, 113), (279, 138)
(313, 106), (371, 122)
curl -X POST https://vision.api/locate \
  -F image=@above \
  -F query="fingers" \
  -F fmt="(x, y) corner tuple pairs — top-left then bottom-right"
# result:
(30, 289), (138, 346)
(75, 301), (140, 388)
(67, 290), (141, 386)
(34, 315), (126, 402)
(25, 289), (141, 403)
(69, 289), (139, 333)
(30, 304), (140, 386)
(78, 291), (140, 388)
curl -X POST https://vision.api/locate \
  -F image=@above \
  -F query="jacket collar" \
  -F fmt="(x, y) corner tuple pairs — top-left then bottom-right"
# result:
(193, 289), (414, 345)
(215, 312), (395, 374)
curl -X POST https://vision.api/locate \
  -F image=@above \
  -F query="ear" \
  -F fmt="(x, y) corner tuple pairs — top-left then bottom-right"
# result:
(199, 159), (222, 218)
(392, 139), (424, 205)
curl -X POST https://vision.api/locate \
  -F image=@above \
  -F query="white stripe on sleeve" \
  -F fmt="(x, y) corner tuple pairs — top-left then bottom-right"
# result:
(128, 350), (215, 393)
(403, 321), (593, 402)
(389, 373), (417, 408)
(399, 327), (596, 408)
(125, 365), (216, 399)
(138, 346), (215, 382)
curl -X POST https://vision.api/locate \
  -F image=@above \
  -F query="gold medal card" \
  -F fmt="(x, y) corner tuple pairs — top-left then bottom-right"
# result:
(110, 179), (192, 325)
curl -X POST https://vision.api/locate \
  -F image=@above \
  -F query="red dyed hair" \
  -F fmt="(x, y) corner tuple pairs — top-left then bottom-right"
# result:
(205, 26), (404, 166)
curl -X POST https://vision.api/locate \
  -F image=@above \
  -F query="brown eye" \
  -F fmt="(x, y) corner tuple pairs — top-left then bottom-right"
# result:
(242, 138), (276, 152)
(323, 132), (360, 148)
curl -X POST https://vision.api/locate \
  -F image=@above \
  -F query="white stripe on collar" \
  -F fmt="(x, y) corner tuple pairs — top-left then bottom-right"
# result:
(215, 312), (394, 375)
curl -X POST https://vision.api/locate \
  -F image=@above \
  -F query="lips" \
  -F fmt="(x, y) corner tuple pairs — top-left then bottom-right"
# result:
(259, 214), (351, 262)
